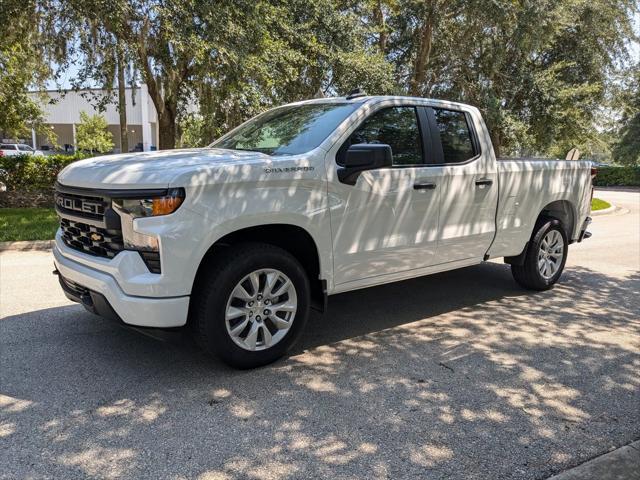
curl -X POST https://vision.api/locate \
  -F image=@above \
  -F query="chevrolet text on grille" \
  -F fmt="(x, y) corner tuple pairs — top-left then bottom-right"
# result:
(55, 195), (104, 215)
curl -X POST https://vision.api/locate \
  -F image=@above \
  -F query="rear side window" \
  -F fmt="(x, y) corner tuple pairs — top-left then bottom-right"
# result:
(1, 144), (16, 150)
(349, 107), (423, 166)
(433, 108), (476, 163)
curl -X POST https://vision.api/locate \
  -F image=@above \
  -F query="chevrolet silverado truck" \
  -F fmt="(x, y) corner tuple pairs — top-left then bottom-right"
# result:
(53, 94), (594, 368)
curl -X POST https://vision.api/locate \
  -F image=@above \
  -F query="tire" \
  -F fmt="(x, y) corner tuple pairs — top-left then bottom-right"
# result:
(511, 218), (568, 291)
(192, 242), (310, 369)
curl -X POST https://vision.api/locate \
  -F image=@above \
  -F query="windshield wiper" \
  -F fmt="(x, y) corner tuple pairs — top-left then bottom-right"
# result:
(231, 147), (274, 155)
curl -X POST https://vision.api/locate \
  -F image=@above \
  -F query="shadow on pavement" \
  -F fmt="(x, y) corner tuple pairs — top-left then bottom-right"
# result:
(1, 262), (639, 479)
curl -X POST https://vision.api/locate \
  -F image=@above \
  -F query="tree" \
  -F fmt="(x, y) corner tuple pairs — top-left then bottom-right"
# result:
(60, 0), (397, 148)
(75, 111), (114, 153)
(193, 0), (397, 142)
(176, 113), (206, 148)
(131, 1), (266, 149)
(0, 0), (61, 142)
(54, 1), (136, 153)
(362, 0), (637, 157)
(19, 0), (640, 158)
(0, 44), (46, 139)
(613, 66), (640, 165)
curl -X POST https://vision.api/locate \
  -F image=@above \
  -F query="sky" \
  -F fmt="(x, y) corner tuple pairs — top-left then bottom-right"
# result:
(631, 11), (640, 59)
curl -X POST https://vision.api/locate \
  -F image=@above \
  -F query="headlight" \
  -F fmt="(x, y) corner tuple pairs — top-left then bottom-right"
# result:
(110, 188), (185, 274)
(112, 188), (185, 218)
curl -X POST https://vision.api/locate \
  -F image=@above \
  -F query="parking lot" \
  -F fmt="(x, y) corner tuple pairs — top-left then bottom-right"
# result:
(1, 189), (638, 480)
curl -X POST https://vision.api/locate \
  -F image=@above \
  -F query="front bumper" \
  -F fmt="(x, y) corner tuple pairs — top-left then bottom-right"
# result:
(53, 244), (189, 328)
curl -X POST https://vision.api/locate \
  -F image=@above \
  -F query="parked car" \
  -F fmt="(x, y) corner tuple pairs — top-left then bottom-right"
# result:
(52, 94), (594, 368)
(0, 143), (44, 157)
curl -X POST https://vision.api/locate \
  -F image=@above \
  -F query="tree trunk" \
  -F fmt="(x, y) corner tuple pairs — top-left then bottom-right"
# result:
(373, 0), (387, 54)
(116, 45), (129, 154)
(491, 129), (501, 158)
(135, 22), (186, 150)
(409, 18), (434, 96)
(158, 109), (176, 150)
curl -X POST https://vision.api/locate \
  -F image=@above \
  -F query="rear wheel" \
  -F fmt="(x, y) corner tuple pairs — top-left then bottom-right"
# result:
(192, 243), (310, 369)
(511, 218), (568, 290)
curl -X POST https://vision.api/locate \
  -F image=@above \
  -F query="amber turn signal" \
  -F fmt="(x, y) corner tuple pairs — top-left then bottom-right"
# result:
(152, 195), (184, 216)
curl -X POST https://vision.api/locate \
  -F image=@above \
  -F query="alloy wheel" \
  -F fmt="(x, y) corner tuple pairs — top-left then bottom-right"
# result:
(224, 268), (297, 351)
(537, 230), (564, 279)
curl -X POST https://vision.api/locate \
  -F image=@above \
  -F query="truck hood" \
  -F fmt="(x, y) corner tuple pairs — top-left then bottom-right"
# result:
(57, 148), (271, 189)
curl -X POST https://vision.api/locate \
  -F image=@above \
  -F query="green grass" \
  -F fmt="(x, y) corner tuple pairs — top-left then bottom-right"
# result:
(0, 208), (59, 242)
(591, 198), (611, 212)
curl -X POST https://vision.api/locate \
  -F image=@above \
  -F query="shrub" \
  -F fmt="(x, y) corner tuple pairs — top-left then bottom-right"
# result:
(76, 111), (114, 153)
(593, 166), (640, 187)
(0, 153), (88, 192)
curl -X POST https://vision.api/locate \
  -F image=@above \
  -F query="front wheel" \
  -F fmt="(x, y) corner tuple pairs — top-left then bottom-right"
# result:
(511, 218), (568, 291)
(192, 243), (310, 369)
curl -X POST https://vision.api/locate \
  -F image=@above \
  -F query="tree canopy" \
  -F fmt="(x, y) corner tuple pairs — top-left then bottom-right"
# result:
(0, 0), (62, 140)
(0, 0), (638, 162)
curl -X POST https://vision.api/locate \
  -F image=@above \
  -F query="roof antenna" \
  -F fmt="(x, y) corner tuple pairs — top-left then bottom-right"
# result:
(346, 88), (367, 100)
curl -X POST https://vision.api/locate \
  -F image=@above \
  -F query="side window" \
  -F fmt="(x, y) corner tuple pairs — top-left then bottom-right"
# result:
(433, 108), (476, 163)
(349, 107), (423, 166)
(18, 145), (33, 152)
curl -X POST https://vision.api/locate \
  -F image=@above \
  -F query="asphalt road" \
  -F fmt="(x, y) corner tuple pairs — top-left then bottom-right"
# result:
(1, 189), (638, 480)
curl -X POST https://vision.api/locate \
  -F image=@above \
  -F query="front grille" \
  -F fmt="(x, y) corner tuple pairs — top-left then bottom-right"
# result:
(54, 191), (107, 221)
(60, 218), (124, 258)
(56, 184), (161, 273)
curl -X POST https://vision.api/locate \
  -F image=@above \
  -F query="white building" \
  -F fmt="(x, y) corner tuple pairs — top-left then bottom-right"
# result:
(24, 85), (159, 153)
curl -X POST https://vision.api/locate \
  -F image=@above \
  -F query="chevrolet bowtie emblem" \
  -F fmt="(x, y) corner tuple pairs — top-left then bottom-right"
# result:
(90, 232), (103, 242)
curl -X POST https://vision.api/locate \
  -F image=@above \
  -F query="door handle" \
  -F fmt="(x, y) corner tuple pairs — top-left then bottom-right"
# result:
(413, 182), (437, 190)
(475, 178), (493, 187)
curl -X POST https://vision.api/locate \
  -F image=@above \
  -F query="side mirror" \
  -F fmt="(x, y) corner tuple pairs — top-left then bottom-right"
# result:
(337, 144), (393, 185)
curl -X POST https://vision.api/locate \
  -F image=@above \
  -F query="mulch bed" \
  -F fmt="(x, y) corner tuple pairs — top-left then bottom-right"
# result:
(0, 190), (54, 208)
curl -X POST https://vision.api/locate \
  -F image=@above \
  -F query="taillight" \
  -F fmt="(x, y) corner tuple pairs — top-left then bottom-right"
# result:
(590, 167), (597, 181)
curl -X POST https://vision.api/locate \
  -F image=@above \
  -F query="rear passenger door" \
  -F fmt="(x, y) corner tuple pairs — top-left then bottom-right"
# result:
(427, 107), (498, 264)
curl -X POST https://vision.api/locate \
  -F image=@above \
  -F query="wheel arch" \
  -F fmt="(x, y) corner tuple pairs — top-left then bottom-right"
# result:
(538, 199), (576, 241)
(190, 224), (327, 318)
(505, 199), (576, 266)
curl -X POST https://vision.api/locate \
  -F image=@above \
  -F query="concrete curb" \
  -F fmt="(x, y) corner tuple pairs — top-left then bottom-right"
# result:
(547, 440), (640, 480)
(0, 240), (54, 252)
(591, 204), (617, 216)
(594, 186), (640, 192)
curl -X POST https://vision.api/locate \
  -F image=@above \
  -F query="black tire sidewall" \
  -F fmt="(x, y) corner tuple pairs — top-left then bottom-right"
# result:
(526, 219), (568, 288)
(198, 244), (310, 369)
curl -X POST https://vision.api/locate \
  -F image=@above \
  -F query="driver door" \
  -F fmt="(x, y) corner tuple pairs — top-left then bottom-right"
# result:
(328, 105), (442, 288)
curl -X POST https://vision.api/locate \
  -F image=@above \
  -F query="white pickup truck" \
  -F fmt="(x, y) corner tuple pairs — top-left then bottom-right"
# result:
(53, 95), (594, 368)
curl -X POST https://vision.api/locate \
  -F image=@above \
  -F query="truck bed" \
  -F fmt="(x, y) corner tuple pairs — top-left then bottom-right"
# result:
(488, 158), (592, 258)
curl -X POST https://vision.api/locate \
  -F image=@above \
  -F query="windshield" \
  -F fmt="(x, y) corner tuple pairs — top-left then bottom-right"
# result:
(211, 102), (359, 156)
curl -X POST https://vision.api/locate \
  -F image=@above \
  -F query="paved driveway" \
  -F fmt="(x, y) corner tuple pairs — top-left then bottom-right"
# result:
(1, 189), (638, 480)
